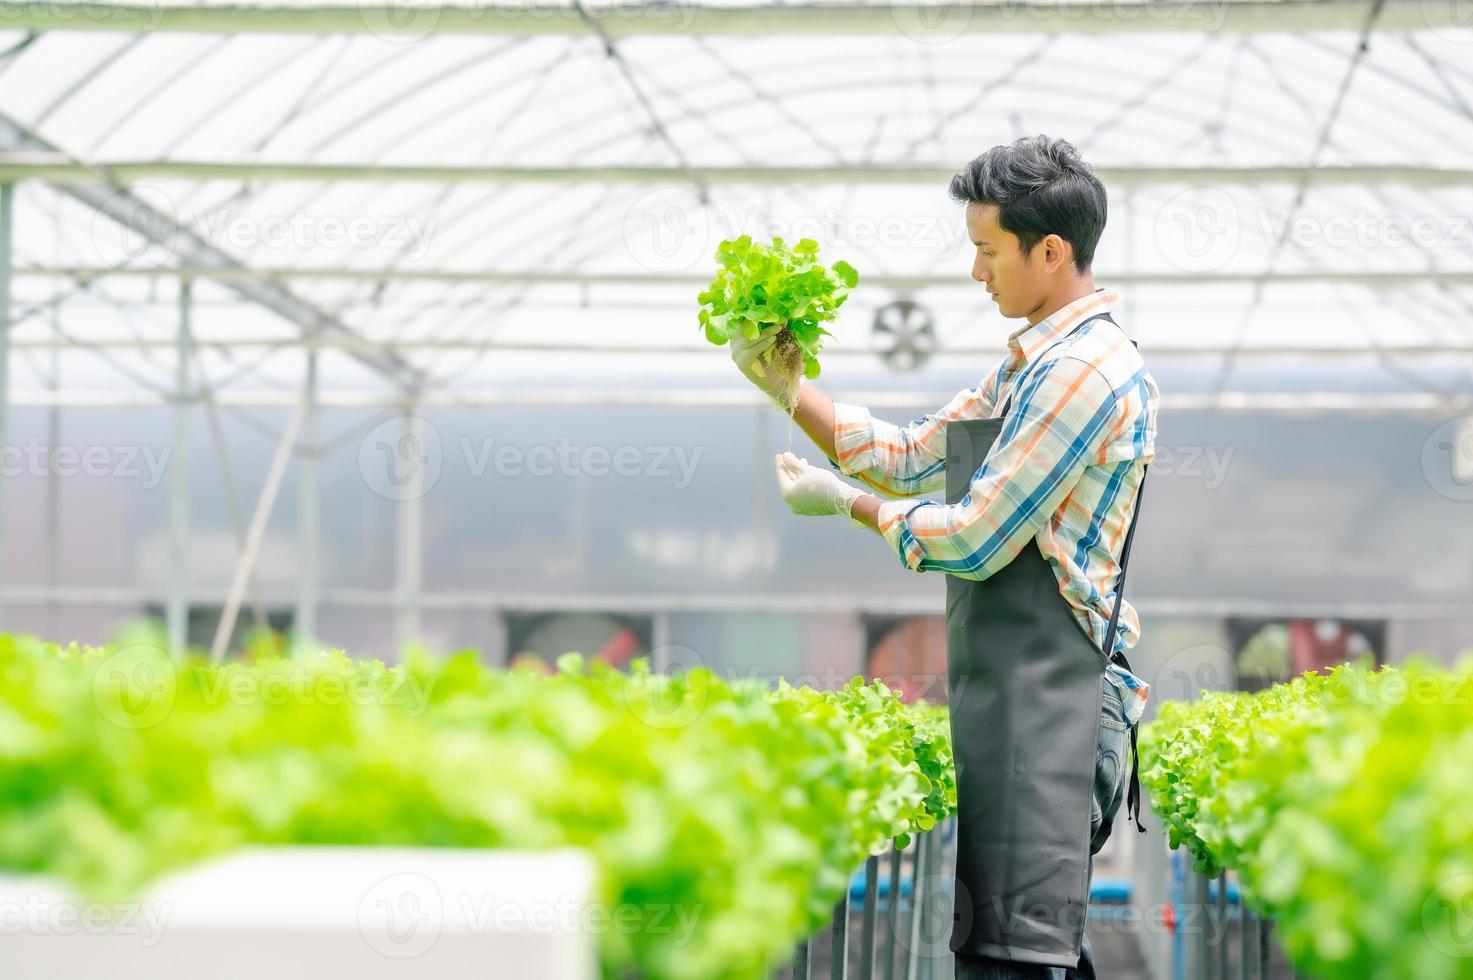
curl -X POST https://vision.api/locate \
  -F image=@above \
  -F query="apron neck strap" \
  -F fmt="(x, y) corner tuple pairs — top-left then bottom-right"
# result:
(1107, 464), (1149, 835)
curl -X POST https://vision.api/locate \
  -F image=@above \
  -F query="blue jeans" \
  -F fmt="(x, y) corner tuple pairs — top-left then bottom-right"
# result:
(954, 677), (1133, 980)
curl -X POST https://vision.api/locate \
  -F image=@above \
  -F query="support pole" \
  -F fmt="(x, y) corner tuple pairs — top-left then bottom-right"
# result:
(907, 832), (929, 980)
(1216, 876), (1229, 979)
(0, 183), (12, 627)
(885, 842), (903, 980)
(394, 409), (424, 655)
(199, 390), (270, 634)
(1240, 903), (1254, 980)
(43, 338), (58, 640)
(924, 830), (942, 980)
(167, 278), (192, 658)
(210, 397), (305, 662)
(831, 884), (849, 979)
(793, 938), (809, 979)
(651, 610), (670, 672)
(1183, 870), (1210, 980)
(859, 854), (878, 980)
(296, 347), (318, 653)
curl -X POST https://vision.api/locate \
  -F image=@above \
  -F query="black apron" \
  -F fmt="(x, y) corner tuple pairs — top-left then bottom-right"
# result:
(944, 312), (1147, 965)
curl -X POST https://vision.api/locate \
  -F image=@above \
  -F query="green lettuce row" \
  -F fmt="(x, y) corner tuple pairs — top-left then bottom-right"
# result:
(0, 635), (953, 980)
(1139, 656), (1473, 979)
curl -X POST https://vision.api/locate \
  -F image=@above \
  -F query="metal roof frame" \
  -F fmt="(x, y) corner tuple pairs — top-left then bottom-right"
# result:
(0, 115), (425, 391)
(18, 264), (1473, 289)
(0, 1), (1455, 37)
(5, 158), (1473, 187)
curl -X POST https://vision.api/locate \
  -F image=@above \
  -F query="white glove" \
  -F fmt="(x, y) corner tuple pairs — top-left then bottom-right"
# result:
(730, 331), (800, 412)
(775, 451), (866, 524)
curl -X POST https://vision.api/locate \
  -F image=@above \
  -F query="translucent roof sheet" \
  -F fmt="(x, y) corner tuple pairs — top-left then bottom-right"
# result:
(2, 4), (1472, 397)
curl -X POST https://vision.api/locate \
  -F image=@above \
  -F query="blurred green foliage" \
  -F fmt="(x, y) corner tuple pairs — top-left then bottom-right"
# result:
(0, 634), (951, 980)
(1141, 655), (1473, 979)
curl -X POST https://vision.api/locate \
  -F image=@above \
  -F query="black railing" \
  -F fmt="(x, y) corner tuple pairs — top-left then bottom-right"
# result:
(1176, 865), (1296, 980)
(781, 820), (953, 980)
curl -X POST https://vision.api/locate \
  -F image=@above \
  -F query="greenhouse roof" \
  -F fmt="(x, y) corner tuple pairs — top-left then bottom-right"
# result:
(0, 0), (1471, 404)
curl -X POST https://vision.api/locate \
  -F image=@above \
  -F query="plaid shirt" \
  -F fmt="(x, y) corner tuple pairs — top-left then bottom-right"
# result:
(827, 287), (1157, 725)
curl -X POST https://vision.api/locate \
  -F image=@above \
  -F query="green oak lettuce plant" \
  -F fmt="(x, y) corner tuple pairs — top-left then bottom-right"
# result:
(1140, 656), (1473, 980)
(697, 235), (858, 408)
(0, 635), (951, 980)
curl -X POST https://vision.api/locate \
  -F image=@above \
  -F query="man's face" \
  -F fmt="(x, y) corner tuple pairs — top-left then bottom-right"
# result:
(965, 202), (1058, 322)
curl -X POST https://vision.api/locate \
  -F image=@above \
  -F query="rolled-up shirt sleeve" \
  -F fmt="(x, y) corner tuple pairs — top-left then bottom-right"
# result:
(876, 355), (1120, 578)
(823, 381), (996, 499)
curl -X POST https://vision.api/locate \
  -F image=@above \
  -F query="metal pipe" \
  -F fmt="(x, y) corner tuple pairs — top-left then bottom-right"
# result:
(6, 387), (1472, 415)
(1239, 902), (1251, 980)
(651, 611), (671, 672)
(39, 179), (62, 642)
(6, 333), (1472, 360)
(831, 887), (849, 980)
(6, 582), (1473, 624)
(793, 938), (810, 980)
(296, 348), (319, 651)
(885, 843), (903, 980)
(197, 389), (270, 634)
(209, 397), (306, 662)
(0, 182), (11, 627)
(0, 1), (1450, 37)
(6, 157), (1473, 188)
(906, 834), (926, 980)
(42, 345), (58, 640)
(923, 830), (943, 980)
(19, 262), (1473, 290)
(901, 831), (925, 978)
(1183, 870), (1210, 980)
(393, 409), (425, 655)
(166, 278), (192, 658)
(0, 116), (421, 393)
(860, 854), (879, 980)
(1216, 876), (1229, 979)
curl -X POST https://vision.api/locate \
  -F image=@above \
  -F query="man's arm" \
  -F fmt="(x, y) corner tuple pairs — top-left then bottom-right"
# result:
(868, 356), (1120, 577)
(849, 493), (883, 533)
(791, 382), (839, 464)
(792, 378), (998, 499)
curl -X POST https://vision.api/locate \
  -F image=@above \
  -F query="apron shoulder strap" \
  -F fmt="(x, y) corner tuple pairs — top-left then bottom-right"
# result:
(998, 310), (1152, 834)
(1106, 467), (1149, 835)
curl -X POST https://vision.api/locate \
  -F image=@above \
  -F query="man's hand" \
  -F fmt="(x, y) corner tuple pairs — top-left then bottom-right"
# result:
(731, 331), (800, 412)
(775, 451), (866, 522)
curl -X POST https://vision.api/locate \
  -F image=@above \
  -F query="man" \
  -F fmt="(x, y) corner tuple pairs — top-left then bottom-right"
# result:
(732, 135), (1158, 978)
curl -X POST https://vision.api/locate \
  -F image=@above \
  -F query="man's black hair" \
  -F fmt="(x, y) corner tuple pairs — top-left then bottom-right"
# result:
(949, 135), (1107, 275)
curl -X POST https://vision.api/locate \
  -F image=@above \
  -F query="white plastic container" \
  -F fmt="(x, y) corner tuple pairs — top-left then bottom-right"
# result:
(0, 847), (600, 980)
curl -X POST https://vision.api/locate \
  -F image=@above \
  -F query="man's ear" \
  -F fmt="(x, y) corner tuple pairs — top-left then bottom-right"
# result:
(1044, 233), (1073, 273)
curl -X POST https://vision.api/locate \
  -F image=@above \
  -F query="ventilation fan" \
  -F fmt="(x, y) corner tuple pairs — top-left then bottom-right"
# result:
(872, 299), (937, 372)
